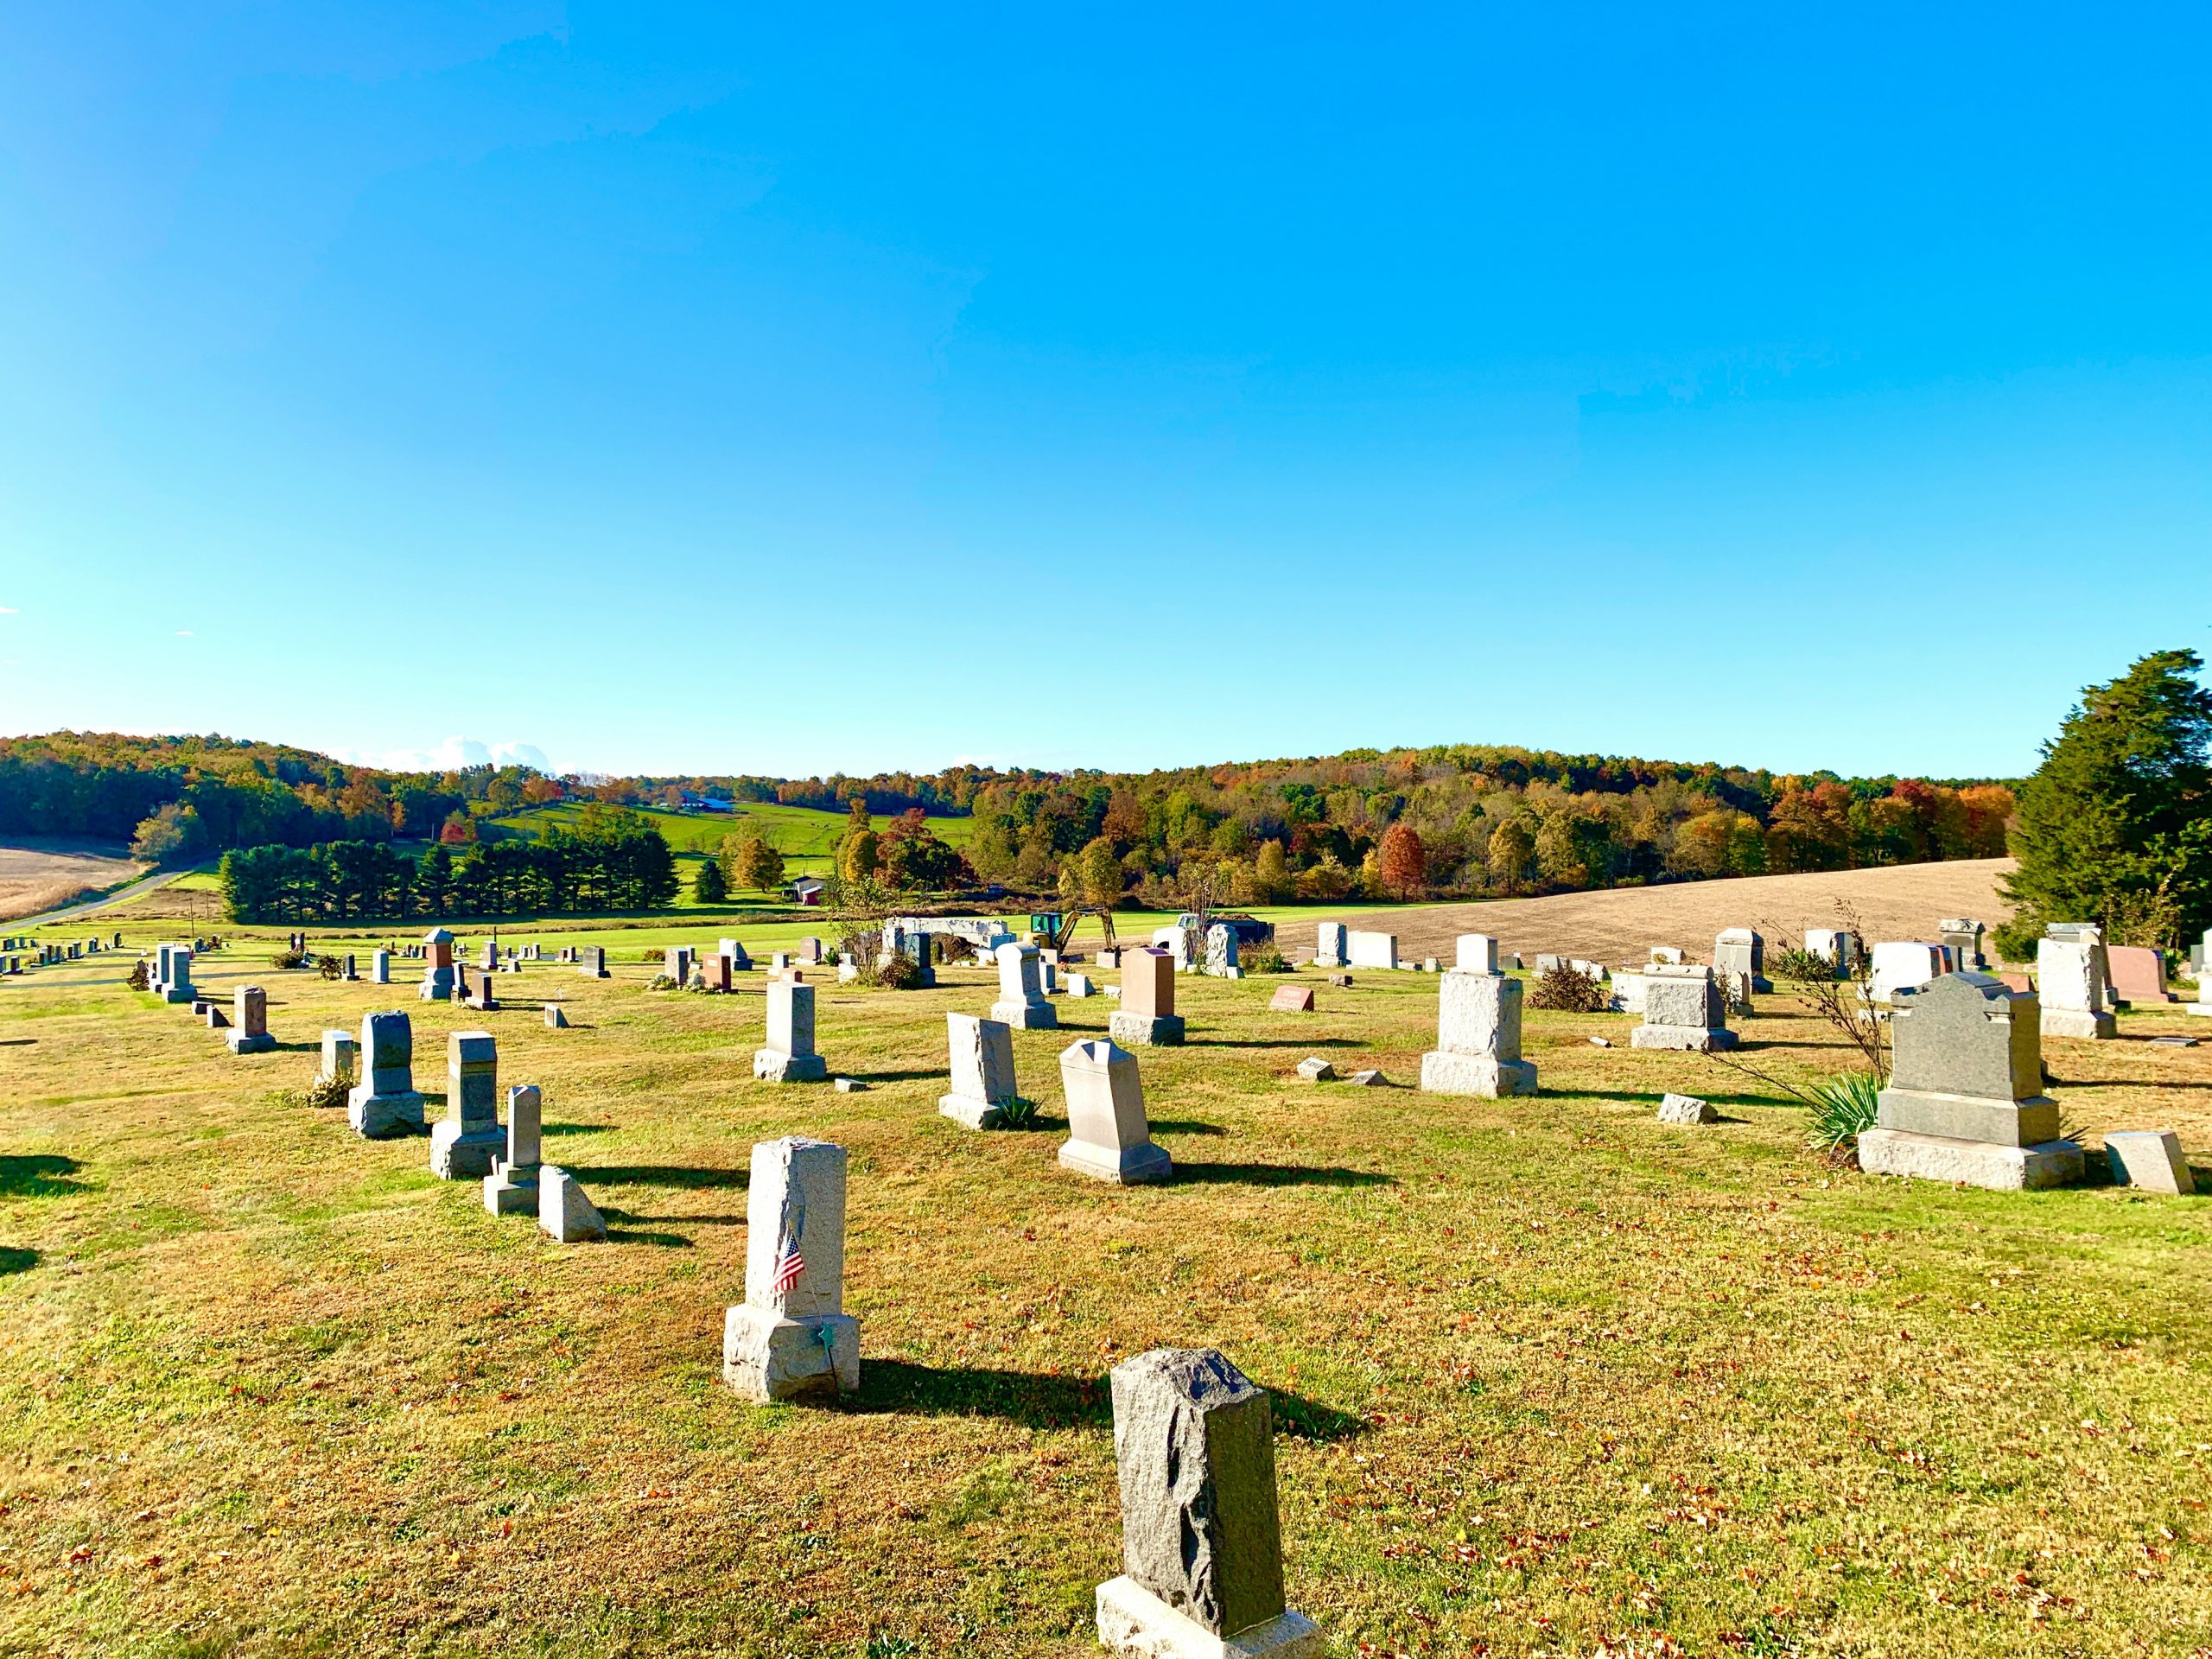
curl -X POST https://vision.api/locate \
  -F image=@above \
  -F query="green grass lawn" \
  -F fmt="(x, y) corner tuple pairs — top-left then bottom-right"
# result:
(3, 929), (2209, 1656)
(491, 803), (976, 879)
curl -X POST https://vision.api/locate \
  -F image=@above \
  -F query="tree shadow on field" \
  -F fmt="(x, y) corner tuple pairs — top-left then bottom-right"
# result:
(0, 1154), (84, 1198)
(1170, 1161), (1392, 1189)
(0, 1248), (37, 1275)
(569, 1164), (747, 1191)
(2052, 1077), (2212, 1093)
(1569, 1086), (1783, 1113)
(1147, 1120), (1227, 1137)
(852, 1360), (1367, 1442)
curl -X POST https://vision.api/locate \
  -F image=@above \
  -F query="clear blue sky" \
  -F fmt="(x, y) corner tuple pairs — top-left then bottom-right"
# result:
(2, 3), (2206, 782)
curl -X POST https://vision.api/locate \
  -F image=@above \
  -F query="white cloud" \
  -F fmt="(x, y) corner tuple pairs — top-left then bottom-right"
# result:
(174, 629), (194, 637)
(0, 605), (17, 615)
(335, 736), (555, 774)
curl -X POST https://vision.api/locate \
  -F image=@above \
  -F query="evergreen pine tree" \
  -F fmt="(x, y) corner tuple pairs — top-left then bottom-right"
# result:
(693, 857), (728, 904)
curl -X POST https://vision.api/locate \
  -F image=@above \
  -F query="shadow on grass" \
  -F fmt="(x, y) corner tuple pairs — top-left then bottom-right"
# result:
(848, 1068), (944, 1085)
(1148, 1120), (1228, 1137)
(2051, 1077), (2212, 1093)
(851, 1359), (1365, 1441)
(0, 1248), (37, 1275)
(0, 1038), (33, 1047)
(540, 1123), (613, 1139)
(1569, 1087), (1789, 1111)
(1171, 1161), (1392, 1189)
(1188, 1037), (1364, 1050)
(569, 1164), (747, 1190)
(0, 1154), (83, 1198)
(599, 1211), (697, 1249)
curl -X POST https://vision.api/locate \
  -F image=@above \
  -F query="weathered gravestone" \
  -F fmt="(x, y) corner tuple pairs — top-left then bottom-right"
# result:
(1713, 928), (1770, 995)
(696, 951), (733, 993)
(723, 1137), (860, 1402)
(2037, 931), (2116, 1039)
(543, 1003), (568, 1028)
(939, 1012), (1022, 1128)
(2104, 1130), (2196, 1195)
(1313, 923), (1346, 969)
(1630, 963), (1738, 1052)
(317, 1029), (356, 1090)
(1294, 1057), (1335, 1082)
(1858, 971), (2082, 1191)
(372, 948), (391, 984)
(1939, 918), (1986, 971)
(1066, 973), (1096, 997)
(1096, 1347), (1321, 1659)
(1058, 1039), (1172, 1185)
(753, 979), (829, 1083)
(484, 1084), (543, 1215)
(2192, 928), (2212, 1017)
(430, 1031), (505, 1179)
(719, 938), (751, 971)
(159, 942), (194, 1004)
(1109, 947), (1185, 1047)
(579, 945), (608, 979)
(1657, 1092), (1717, 1126)
(991, 941), (1058, 1031)
(347, 1011), (425, 1138)
(664, 946), (694, 985)
(1419, 969), (1537, 1097)
(1802, 928), (1855, 976)
(798, 937), (823, 964)
(1269, 984), (1315, 1013)
(461, 964), (499, 1012)
(226, 985), (276, 1055)
(1205, 924), (1241, 979)
(537, 1166), (607, 1243)
(419, 928), (456, 1002)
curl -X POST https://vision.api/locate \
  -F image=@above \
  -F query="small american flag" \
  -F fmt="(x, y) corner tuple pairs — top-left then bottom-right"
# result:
(769, 1188), (807, 1296)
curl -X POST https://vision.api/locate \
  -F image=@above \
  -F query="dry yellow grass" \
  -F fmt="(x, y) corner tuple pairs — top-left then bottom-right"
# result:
(2, 911), (2209, 1657)
(0, 841), (147, 925)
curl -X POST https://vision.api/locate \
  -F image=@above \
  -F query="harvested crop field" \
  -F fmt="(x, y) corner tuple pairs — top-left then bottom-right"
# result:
(1314, 858), (2018, 968)
(0, 840), (145, 924)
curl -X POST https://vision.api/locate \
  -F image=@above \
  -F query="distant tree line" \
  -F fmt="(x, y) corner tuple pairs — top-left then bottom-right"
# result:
(219, 810), (677, 923)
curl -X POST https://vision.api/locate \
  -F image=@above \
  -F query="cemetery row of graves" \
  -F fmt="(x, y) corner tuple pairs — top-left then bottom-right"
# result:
(3, 902), (2209, 1655)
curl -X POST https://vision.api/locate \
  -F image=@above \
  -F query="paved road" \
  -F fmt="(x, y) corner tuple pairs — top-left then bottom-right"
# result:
(11, 864), (207, 929)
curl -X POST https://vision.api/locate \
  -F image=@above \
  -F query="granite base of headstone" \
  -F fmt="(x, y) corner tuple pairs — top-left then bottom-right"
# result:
(1419, 970), (1537, 1098)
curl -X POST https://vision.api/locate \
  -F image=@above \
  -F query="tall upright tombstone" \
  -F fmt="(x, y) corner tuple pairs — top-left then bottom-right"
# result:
(719, 938), (751, 971)
(991, 941), (1057, 1030)
(1109, 947), (1185, 1046)
(2037, 927), (2116, 1039)
(347, 1010), (425, 1138)
(1096, 1348), (1322, 1659)
(753, 979), (829, 1082)
(1313, 923), (1346, 969)
(1058, 1039), (1172, 1184)
(2106, 945), (2172, 1007)
(579, 945), (608, 979)
(1804, 928), (1856, 977)
(1713, 928), (1770, 995)
(484, 1084), (542, 1215)
(1858, 972), (2082, 1190)
(722, 1138), (859, 1402)
(1868, 942), (1944, 1006)
(226, 985), (276, 1054)
(1204, 924), (1241, 979)
(1419, 970), (1537, 1097)
(372, 949), (391, 985)
(664, 945), (693, 984)
(1630, 963), (1738, 1051)
(1345, 930), (1398, 970)
(418, 928), (456, 1002)
(431, 1031), (505, 1179)
(160, 942), (195, 1004)
(2190, 927), (2212, 1017)
(939, 1012), (1021, 1128)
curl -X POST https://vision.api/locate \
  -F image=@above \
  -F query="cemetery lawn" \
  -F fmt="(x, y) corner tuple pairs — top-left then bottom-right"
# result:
(3, 934), (2210, 1657)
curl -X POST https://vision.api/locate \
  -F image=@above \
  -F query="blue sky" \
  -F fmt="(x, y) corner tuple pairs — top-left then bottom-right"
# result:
(1, 3), (2206, 781)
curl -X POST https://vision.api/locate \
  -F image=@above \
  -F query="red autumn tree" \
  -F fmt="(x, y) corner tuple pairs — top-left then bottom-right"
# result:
(1376, 823), (1427, 899)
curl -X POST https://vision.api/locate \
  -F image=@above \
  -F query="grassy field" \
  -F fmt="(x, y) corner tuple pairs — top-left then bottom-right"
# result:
(490, 804), (977, 880)
(3, 924), (2210, 1657)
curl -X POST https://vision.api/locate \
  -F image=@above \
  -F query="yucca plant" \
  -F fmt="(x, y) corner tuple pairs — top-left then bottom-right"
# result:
(1805, 1070), (1882, 1153)
(996, 1096), (1041, 1130)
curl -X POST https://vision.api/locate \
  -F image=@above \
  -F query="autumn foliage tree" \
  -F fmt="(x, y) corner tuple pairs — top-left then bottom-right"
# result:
(1377, 823), (1427, 899)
